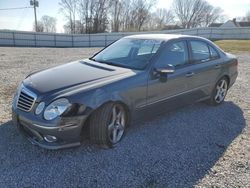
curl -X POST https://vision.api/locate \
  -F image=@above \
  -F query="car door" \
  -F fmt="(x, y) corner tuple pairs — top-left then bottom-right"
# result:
(146, 40), (194, 111)
(186, 40), (223, 101)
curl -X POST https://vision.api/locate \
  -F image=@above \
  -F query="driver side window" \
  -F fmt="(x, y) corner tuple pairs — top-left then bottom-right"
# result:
(156, 41), (188, 68)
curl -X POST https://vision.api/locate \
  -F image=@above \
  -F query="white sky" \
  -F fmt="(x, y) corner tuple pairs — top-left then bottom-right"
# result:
(0, 0), (249, 33)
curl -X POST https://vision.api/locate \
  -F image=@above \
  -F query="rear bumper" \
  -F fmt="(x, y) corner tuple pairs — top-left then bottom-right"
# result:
(12, 109), (88, 150)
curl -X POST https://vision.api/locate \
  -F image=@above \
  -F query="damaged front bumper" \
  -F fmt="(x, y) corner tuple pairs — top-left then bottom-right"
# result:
(12, 108), (88, 150)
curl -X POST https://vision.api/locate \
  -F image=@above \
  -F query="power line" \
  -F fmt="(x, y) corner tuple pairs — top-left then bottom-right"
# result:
(16, 7), (30, 30)
(0, 6), (32, 11)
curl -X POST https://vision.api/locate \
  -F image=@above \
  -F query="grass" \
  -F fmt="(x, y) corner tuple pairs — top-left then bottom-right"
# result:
(215, 40), (250, 52)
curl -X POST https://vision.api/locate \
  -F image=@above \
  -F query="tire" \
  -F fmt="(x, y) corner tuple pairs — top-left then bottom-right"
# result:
(207, 77), (228, 106)
(89, 102), (127, 148)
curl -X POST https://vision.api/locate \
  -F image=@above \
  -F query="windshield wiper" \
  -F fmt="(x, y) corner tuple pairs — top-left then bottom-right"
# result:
(89, 57), (96, 61)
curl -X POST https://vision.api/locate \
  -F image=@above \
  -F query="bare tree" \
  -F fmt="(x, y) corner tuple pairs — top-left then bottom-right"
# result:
(92, 0), (110, 33)
(243, 10), (250, 21)
(202, 6), (223, 27)
(77, 0), (110, 33)
(173, 0), (223, 28)
(130, 0), (157, 31)
(40, 15), (57, 33)
(110, 0), (123, 32)
(154, 8), (174, 29)
(33, 21), (44, 32)
(119, 0), (132, 31)
(247, 10), (250, 21)
(59, 0), (77, 34)
(64, 20), (85, 34)
(78, 0), (95, 33)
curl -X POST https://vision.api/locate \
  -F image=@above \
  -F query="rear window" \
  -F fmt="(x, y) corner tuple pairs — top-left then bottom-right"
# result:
(190, 41), (210, 62)
(209, 45), (220, 59)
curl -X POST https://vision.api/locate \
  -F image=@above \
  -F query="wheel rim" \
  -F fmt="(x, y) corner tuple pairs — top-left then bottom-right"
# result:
(108, 104), (126, 144)
(214, 79), (228, 103)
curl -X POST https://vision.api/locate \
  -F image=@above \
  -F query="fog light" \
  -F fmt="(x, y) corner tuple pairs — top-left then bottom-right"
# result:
(44, 135), (57, 143)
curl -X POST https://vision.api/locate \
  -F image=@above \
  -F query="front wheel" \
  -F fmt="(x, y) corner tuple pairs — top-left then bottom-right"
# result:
(89, 103), (127, 148)
(208, 77), (228, 106)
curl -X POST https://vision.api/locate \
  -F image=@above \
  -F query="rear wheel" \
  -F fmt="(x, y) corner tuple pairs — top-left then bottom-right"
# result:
(208, 77), (228, 106)
(89, 103), (127, 148)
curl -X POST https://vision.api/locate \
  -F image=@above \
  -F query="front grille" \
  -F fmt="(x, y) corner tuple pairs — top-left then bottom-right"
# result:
(17, 86), (37, 112)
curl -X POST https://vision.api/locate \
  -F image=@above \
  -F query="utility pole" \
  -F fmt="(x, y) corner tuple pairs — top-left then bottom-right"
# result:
(30, 0), (39, 32)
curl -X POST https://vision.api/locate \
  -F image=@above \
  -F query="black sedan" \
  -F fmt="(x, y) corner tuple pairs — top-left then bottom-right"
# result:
(12, 34), (238, 149)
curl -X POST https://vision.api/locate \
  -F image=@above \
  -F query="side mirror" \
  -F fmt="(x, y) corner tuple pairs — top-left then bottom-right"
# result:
(156, 64), (175, 74)
(153, 64), (175, 82)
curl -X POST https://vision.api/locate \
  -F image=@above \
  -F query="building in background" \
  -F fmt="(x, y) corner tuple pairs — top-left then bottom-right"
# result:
(209, 18), (250, 28)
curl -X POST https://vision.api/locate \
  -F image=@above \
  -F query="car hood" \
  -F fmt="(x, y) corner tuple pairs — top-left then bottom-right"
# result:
(23, 59), (134, 94)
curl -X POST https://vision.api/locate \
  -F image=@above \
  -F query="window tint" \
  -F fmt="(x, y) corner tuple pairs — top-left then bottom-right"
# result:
(190, 41), (210, 62)
(209, 45), (220, 59)
(156, 41), (188, 67)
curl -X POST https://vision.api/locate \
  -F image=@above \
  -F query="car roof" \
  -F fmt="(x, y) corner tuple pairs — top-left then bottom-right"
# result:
(124, 34), (203, 41)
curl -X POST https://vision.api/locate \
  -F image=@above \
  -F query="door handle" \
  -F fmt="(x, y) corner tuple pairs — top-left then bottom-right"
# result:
(214, 64), (221, 69)
(186, 72), (195, 77)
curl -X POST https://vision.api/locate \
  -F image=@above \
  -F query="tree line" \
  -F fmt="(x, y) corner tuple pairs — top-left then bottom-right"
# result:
(34, 0), (250, 34)
(59, 0), (226, 34)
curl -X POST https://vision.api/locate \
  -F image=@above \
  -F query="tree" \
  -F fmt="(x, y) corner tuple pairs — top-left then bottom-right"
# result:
(33, 21), (44, 32)
(59, 0), (77, 34)
(243, 10), (250, 21)
(92, 0), (110, 33)
(40, 15), (57, 33)
(154, 8), (174, 29)
(110, 0), (123, 32)
(76, 0), (110, 33)
(64, 20), (85, 34)
(247, 10), (250, 21)
(202, 7), (223, 27)
(173, 0), (223, 28)
(131, 0), (156, 31)
(119, 0), (132, 31)
(78, 0), (96, 33)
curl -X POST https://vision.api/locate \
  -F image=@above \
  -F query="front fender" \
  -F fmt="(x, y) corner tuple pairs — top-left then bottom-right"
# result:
(71, 87), (132, 115)
(88, 88), (132, 110)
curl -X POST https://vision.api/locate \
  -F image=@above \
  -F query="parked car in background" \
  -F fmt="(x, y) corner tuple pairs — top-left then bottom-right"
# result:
(12, 34), (238, 149)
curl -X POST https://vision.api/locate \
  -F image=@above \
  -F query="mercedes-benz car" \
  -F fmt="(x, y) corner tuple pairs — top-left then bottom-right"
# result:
(12, 34), (238, 149)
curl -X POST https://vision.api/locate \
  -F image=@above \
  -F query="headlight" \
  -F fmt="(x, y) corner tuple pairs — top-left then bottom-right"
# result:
(44, 98), (71, 120)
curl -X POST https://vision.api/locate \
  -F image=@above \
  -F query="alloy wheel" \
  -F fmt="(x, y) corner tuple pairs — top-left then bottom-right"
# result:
(214, 79), (228, 103)
(108, 104), (126, 144)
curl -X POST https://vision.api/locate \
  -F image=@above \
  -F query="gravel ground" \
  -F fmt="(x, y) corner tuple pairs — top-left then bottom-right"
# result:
(0, 47), (249, 187)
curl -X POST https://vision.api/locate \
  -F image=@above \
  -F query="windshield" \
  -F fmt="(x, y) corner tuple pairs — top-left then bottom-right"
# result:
(91, 38), (163, 70)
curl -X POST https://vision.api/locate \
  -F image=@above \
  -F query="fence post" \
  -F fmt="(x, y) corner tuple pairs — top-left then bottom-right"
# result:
(34, 33), (37, 47)
(89, 34), (91, 47)
(209, 28), (212, 40)
(12, 32), (15, 47)
(71, 34), (74, 47)
(54, 34), (56, 47)
(104, 35), (107, 46)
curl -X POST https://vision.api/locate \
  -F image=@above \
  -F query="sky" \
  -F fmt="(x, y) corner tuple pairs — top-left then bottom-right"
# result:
(0, 0), (249, 33)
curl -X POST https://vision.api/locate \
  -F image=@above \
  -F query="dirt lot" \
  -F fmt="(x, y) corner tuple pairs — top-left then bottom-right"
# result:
(0, 47), (249, 187)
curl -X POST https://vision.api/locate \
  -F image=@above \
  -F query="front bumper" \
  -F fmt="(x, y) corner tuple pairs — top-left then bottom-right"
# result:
(12, 108), (88, 150)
